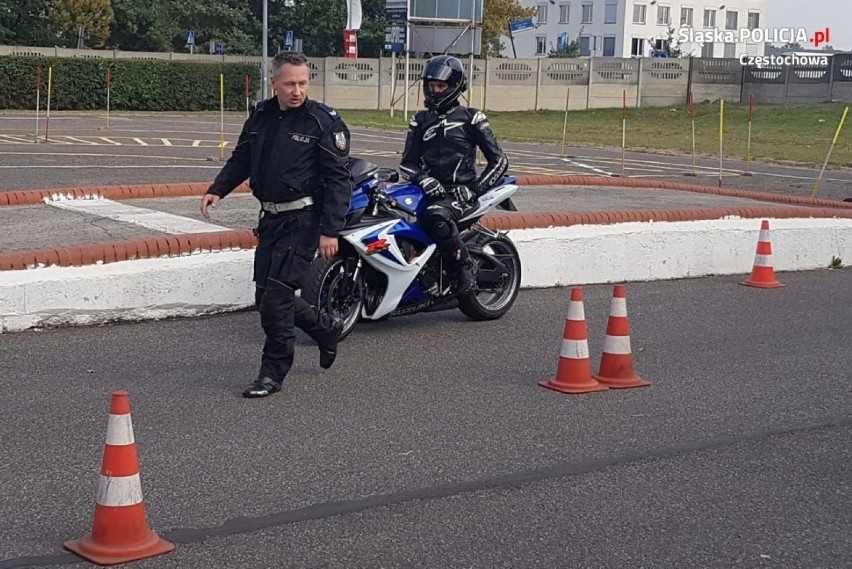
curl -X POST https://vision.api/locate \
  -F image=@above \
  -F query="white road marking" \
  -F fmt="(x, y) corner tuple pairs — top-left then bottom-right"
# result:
(560, 158), (615, 177)
(0, 134), (38, 143)
(192, 140), (201, 147)
(47, 198), (228, 234)
(160, 138), (172, 146)
(133, 138), (148, 146)
(97, 137), (122, 145)
(64, 136), (99, 145)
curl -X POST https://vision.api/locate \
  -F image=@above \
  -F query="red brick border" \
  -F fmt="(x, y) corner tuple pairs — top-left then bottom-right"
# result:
(2, 176), (852, 271)
(0, 182), (250, 206)
(2, 176), (850, 209)
(512, 175), (852, 210)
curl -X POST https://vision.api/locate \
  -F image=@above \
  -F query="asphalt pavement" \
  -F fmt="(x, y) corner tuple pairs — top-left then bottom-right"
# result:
(2, 112), (851, 202)
(0, 274), (849, 568)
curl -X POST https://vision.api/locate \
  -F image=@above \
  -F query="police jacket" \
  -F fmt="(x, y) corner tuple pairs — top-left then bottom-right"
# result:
(208, 97), (353, 237)
(399, 105), (508, 194)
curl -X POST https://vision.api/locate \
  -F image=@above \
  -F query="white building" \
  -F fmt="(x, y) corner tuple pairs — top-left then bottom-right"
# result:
(501, 0), (767, 59)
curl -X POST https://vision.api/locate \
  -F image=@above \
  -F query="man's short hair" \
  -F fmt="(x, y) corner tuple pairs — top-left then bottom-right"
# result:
(272, 51), (309, 76)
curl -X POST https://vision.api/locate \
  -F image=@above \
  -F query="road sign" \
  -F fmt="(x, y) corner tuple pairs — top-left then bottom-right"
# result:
(284, 30), (294, 47)
(385, 0), (407, 21)
(185, 29), (195, 46)
(384, 24), (406, 53)
(215, 42), (224, 55)
(509, 18), (534, 33)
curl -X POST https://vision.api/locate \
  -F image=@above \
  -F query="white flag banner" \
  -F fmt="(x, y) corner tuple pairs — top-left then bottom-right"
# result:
(347, 0), (363, 30)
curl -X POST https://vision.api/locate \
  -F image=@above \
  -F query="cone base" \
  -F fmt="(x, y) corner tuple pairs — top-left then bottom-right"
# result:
(593, 374), (650, 389)
(65, 531), (175, 566)
(739, 280), (784, 289)
(539, 377), (609, 394)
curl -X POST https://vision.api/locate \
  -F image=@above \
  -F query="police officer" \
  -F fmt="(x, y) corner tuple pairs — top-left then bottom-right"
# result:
(200, 51), (352, 398)
(400, 55), (508, 293)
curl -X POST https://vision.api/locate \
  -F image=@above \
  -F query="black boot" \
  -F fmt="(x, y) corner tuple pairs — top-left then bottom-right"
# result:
(319, 318), (344, 369)
(445, 245), (475, 294)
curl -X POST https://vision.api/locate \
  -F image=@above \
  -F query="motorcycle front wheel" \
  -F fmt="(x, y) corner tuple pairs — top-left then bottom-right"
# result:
(457, 234), (522, 321)
(301, 255), (363, 340)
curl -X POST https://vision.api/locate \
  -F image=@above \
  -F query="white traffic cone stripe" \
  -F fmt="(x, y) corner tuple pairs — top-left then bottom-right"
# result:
(608, 297), (628, 317)
(566, 300), (585, 321)
(602, 334), (632, 355)
(96, 473), (144, 507)
(759, 229), (770, 242)
(560, 338), (590, 359)
(105, 414), (135, 446)
(753, 254), (772, 267)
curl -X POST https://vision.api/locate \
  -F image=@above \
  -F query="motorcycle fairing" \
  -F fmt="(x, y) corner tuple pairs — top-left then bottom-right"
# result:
(341, 219), (437, 320)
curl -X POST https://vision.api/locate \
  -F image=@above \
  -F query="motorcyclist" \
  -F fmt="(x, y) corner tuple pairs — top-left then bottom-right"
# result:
(399, 55), (509, 293)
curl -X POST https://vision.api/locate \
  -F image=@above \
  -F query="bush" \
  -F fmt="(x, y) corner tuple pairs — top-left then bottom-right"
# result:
(0, 56), (260, 111)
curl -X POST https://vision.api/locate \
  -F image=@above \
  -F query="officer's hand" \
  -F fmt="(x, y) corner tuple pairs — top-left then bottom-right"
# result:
(420, 176), (445, 198)
(319, 235), (338, 260)
(200, 193), (220, 219)
(451, 185), (476, 203)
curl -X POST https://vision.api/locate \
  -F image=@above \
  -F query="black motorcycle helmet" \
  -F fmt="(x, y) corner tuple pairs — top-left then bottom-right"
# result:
(421, 55), (468, 113)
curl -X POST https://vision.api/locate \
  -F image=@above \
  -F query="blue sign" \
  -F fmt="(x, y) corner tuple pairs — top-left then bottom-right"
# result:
(185, 29), (195, 46)
(215, 42), (224, 55)
(509, 18), (534, 33)
(386, 8), (407, 21)
(558, 32), (568, 51)
(384, 24), (406, 53)
(284, 30), (294, 47)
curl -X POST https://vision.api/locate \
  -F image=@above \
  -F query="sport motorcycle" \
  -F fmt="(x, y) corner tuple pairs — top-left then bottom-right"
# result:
(301, 158), (522, 339)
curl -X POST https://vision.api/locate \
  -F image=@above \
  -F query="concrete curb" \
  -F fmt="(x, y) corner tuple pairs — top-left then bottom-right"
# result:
(2, 177), (851, 332)
(2, 216), (850, 333)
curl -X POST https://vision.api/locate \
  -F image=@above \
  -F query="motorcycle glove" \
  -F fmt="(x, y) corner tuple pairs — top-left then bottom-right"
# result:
(451, 185), (476, 203)
(420, 176), (445, 198)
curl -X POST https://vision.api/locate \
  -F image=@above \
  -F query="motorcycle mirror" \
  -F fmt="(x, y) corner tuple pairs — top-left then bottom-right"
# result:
(373, 168), (399, 183)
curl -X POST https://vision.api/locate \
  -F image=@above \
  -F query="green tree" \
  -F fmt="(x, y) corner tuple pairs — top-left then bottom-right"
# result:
(548, 38), (580, 58)
(108, 0), (178, 52)
(174, 0), (261, 55)
(48, 0), (115, 47)
(0, 0), (54, 45)
(483, 0), (535, 57)
(648, 26), (687, 57)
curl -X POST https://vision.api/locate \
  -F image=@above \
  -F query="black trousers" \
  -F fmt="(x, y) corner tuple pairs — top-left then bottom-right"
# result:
(253, 209), (334, 382)
(422, 195), (476, 263)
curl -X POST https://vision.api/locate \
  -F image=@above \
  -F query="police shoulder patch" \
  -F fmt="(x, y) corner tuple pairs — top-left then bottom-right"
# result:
(333, 131), (348, 151)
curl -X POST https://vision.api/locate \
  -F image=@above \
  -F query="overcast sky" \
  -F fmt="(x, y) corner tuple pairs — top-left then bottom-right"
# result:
(766, 0), (850, 50)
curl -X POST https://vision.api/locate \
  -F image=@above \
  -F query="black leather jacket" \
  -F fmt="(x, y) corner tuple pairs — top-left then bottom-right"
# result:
(208, 98), (353, 237)
(399, 105), (508, 194)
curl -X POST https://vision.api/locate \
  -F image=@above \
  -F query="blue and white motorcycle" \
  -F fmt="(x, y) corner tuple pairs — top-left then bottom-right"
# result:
(301, 158), (522, 339)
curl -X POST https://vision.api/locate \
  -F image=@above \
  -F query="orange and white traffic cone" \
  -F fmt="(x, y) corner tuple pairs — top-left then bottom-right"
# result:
(539, 287), (609, 394)
(592, 285), (650, 389)
(740, 220), (784, 289)
(65, 391), (175, 565)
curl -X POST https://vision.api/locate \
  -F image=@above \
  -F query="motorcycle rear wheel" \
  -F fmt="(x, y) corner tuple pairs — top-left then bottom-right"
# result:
(457, 234), (521, 321)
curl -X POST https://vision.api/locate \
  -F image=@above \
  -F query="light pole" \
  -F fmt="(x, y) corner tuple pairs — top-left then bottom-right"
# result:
(262, 0), (269, 100)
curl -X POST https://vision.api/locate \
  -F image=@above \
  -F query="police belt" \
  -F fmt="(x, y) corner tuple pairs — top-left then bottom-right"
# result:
(260, 196), (314, 214)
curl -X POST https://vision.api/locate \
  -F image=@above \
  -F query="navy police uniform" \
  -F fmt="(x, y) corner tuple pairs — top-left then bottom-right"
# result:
(208, 97), (352, 387)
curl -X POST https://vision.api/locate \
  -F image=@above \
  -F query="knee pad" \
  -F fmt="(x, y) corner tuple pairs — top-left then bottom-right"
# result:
(424, 207), (454, 240)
